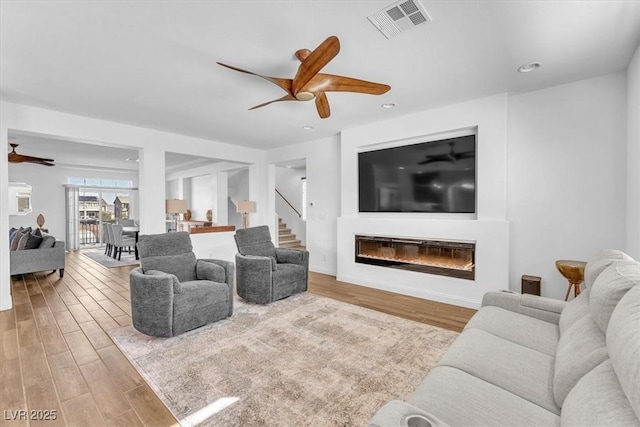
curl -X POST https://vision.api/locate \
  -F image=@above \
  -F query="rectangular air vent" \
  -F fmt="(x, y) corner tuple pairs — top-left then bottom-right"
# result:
(368, 0), (432, 39)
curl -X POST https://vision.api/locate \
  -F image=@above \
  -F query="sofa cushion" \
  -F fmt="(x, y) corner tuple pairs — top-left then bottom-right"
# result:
(465, 306), (559, 356)
(17, 231), (43, 250)
(607, 284), (640, 420)
(172, 280), (230, 335)
(409, 366), (560, 427)
(38, 234), (56, 249)
(559, 289), (590, 335)
(141, 252), (197, 283)
(437, 328), (560, 414)
(590, 260), (640, 333)
(553, 313), (608, 407)
(10, 231), (24, 251)
(584, 249), (634, 291)
(561, 360), (640, 426)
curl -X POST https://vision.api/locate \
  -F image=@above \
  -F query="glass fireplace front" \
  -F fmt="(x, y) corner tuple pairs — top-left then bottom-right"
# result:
(355, 235), (475, 280)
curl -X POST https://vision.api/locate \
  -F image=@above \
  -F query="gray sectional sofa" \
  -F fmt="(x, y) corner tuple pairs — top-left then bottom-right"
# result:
(10, 239), (66, 278)
(370, 249), (640, 427)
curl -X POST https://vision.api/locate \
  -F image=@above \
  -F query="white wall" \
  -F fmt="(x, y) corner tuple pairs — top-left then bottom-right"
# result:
(190, 174), (213, 220)
(1, 101), (266, 311)
(627, 43), (640, 259)
(227, 168), (249, 229)
(275, 166), (306, 245)
(338, 95), (509, 309)
(8, 163), (138, 239)
(507, 72), (628, 300)
(267, 136), (341, 275)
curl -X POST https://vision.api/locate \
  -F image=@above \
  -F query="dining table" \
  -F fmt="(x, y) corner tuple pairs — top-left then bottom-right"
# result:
(122, 226), (140, 259)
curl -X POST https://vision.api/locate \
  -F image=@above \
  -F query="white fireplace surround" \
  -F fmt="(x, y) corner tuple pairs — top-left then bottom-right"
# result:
(337, 94), (509, 309)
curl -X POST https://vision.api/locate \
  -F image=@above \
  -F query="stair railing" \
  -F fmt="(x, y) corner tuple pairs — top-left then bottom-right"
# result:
(275, 188), (302, 218)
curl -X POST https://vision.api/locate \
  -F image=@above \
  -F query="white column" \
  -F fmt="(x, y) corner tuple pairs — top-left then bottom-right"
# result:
(0, 124), (11, 310)
(216, 171), (228, 225)
(138, 147), (166, 234)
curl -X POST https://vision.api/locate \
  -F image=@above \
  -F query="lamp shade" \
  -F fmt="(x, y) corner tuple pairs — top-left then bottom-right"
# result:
(236, 200), (256, 214)
(166, 199), (188, 214)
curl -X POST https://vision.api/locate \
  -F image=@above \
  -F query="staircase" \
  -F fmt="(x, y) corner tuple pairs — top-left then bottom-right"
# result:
(278, 218), (305, 250)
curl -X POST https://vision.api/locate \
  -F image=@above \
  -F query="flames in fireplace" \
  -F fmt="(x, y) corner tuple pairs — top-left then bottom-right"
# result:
(355, 235), (475, 280)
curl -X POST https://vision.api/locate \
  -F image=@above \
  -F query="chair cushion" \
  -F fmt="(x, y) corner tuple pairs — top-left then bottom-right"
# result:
(465, 306), (560, 356)
(173, 280), (230, 335)
(409, 366), (560, 427)
(234, 225), (276, 258)
(589, 260), (640, 333)
(141, 252), (197, 283)
(553, 313), (608, 407)
(138, 232), (193, 258)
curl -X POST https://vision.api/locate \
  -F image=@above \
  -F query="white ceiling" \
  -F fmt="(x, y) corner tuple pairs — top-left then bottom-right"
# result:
(2, 1), (640, 151)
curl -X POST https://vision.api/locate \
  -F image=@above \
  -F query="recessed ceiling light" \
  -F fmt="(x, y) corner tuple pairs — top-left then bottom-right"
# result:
(302, 125), (314, 130)
(125, 157), (139, 162)
(381, 103), (396, 109)
(518, 62), (541, 73)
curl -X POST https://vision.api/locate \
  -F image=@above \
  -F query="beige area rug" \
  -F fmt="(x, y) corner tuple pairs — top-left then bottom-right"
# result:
(110, 293), (458, 426)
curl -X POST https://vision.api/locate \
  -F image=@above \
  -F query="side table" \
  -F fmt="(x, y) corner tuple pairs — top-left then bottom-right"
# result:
(555, 260), (587, 301)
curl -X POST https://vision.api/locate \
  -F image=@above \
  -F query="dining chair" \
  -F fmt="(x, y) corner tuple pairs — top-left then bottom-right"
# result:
(103, 223), (112, 255)
(106, 223), (115, 257)
(111, 224), (136, 260)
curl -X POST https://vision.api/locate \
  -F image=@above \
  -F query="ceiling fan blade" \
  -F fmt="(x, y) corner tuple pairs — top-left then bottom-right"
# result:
(292, 36), (340, 95)
(248, 94), (297, 110)
(217, 62), (293, 95)
(30, 159), (55, 167)
(315, 92), (331, 119)
(307, 74), (391, 95)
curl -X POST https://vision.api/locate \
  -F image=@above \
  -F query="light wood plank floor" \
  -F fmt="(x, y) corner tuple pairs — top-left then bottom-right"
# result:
(1, 250), (475, 426)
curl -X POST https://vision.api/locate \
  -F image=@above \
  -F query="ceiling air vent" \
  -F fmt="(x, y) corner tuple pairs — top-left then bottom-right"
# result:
(368, 0), (432, 39)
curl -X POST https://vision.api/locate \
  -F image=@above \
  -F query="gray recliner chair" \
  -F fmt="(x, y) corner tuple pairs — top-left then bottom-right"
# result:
(234, 225), (309, 304)
(129, 232), (234, 337)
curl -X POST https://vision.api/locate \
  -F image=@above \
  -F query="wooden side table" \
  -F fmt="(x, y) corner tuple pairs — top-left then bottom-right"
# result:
(555, 260), (587, 301)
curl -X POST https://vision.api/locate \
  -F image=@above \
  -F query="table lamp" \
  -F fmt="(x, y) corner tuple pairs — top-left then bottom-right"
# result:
(166, 199), (188, 232)
(236, 200), (256, 229)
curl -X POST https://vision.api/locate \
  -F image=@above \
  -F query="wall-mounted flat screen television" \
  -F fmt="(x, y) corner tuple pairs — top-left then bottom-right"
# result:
(358, 134), (476, 213)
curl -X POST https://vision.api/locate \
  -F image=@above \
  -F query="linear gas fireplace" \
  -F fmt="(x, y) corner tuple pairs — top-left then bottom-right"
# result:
(355, 235), (475, 280)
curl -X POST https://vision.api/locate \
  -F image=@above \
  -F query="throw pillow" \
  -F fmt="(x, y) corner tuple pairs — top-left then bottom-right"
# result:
(9, 227), (17, 241)
(17, 232), (43, 250)
(32, 228), (42, 237)
(38, 235), (56, 249)
(10, 231), (24, 251)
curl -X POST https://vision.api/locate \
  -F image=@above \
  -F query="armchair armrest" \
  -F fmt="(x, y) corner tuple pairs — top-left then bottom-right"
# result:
(275, 248), (309, 267)
(197, 259), (235, 317)
(369, 400), (450, 427)
(482, 291), (566, 324)
(235, 253), (273, 304)
(129, 268), (176, 337)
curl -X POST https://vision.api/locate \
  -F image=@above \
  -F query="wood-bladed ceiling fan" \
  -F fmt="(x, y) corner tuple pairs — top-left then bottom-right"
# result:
(8, 144), (55, 166)
(217, 36), (391, 119)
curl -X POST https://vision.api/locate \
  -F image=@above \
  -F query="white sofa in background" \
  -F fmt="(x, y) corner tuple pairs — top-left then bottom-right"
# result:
(370, 249), (640, 427)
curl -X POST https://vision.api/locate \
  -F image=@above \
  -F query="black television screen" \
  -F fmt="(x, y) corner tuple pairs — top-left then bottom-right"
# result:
(358, 134), (476, 213)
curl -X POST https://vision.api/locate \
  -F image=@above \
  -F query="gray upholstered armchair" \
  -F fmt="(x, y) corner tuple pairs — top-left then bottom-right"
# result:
(129, 232), (234, 337)
(234, 225), (309, 304)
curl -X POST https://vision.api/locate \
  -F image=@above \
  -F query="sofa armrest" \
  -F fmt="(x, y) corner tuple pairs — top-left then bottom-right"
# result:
(482, 291), (566, 324)
(129, 268), (175, 337)
(369, 400), (450, 427)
